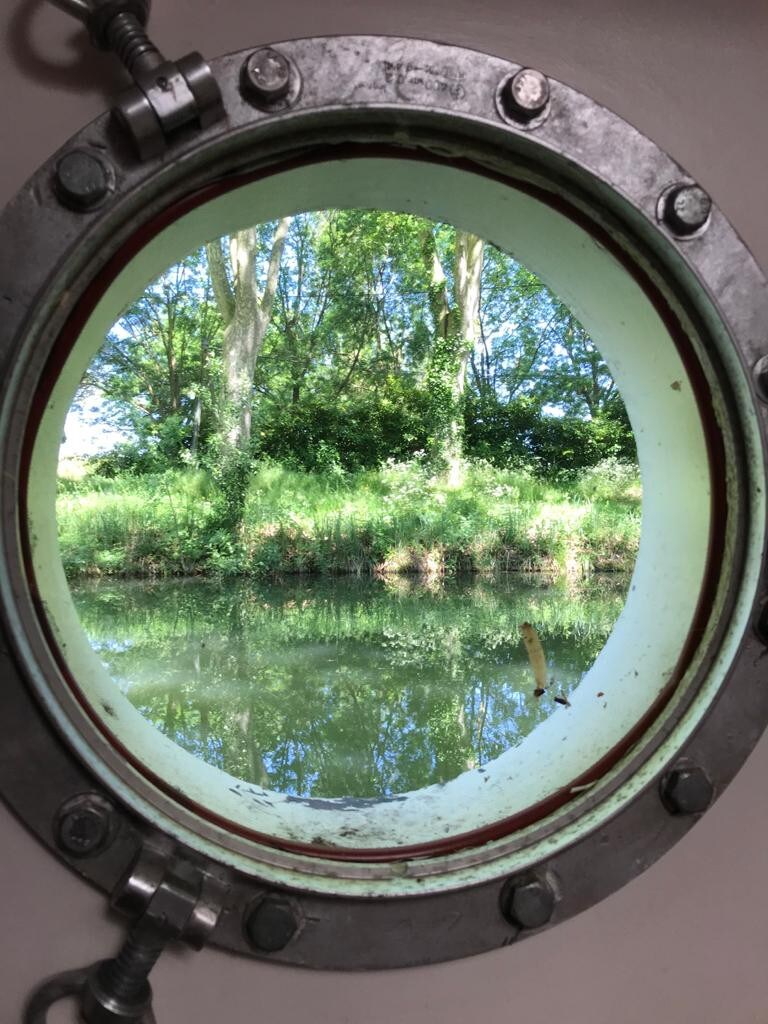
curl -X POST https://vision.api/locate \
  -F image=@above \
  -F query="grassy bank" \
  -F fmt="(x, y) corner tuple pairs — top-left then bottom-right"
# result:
(57, 457), (641, 580)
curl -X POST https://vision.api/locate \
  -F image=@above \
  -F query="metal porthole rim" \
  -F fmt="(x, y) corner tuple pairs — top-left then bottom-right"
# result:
(0, 36), (766, 969)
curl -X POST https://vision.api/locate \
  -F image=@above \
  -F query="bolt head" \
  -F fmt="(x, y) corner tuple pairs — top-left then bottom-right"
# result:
(502, 875), (555, 930)
(245, 895), (299, 952)
(754, 355), (768, 403)
(661, 764), (714, 815)
(501, 68), (550, 121)
(663, 184), (712, 236)
(55, 150), (112, 211)
(56, 795), (113, 856)
(242, 49), (292, 104)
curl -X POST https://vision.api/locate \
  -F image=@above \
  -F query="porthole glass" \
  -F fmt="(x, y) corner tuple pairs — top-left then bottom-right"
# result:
(58, 206), (640, 803)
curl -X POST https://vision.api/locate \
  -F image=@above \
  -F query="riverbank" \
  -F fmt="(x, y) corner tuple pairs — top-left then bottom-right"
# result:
(57, 457), (641, 580)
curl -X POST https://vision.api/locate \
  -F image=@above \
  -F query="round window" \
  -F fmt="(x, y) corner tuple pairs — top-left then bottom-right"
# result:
(1, 34), (767, 972)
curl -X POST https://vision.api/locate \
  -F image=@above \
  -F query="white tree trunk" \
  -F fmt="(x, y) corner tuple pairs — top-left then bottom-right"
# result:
(206, 217), (291, 454)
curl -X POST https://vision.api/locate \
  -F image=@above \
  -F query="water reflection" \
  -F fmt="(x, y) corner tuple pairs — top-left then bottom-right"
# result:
(71, 575), (627, 799)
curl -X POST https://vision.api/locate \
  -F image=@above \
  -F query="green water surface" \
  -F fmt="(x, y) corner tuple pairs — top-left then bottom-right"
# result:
(71, 574), (627, 799)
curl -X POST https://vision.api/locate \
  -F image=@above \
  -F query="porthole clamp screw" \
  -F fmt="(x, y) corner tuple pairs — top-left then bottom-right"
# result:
(245, 893), (301, 952)
(54, 150), (113, 212)
(24, 837), (229, 1023)
(241, 48), (296, 106)
(47, 0), (225, 160)
(660, 762), (714, 815)
(56, 793), (115, 856)
(661, 183), (712, 236)
(501, 874), (556, 930)
(499, 67), (550, 123)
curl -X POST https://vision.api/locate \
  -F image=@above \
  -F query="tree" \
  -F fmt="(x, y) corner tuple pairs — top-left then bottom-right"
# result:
(80, 208), (634, 485)
(256, 213), (337, 408)
(205, 219), (291, 453)
(473, 254), (554, 402)
(252, 209), (438, 470)
(205, 218), (291, 524)
(534, 304), (622, 419)
(421, 224), (484, 479)
(81, 249), (222, 470)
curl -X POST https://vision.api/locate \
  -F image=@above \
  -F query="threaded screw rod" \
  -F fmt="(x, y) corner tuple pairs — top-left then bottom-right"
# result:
(103, 10), (163, 75)
(95, 919), (167, 1004)
(47, 1), (163, 75)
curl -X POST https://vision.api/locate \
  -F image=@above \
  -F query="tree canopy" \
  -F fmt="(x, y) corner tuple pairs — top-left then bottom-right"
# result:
(77, 208), (635, 483)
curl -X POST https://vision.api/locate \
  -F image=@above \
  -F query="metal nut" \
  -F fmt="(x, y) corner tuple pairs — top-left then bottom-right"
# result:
(54, 149), (113, 211)
(245, 894), (299, 952)
(500, 68), (550, 122)
(241, 48), (292, 105)
(754, 355), (768, 403)
(660, 763), (714, 815)
(501, 875), (555, 930)
(662, 184), (712, 236)
(56, 794), (114, 856)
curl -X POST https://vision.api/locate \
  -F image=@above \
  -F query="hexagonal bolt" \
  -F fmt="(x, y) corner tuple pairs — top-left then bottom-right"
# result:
(501, 875), (556, 930)
(660, 764), (714, 815)
(661, 184), (712, 236)
(753, 355), (768, 403)
(56, 794), (114, 857)
(500, 68), (550, 122)
(54, 149), (113, 211)
(245, 894), (299, 952)
(241, 48), (293, 105)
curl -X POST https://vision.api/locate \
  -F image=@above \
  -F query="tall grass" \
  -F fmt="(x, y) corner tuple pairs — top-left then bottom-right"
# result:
(57, 457), (641, 580)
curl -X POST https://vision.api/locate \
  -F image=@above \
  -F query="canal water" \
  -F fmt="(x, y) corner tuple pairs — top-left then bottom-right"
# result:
(71, 574), (628, 799)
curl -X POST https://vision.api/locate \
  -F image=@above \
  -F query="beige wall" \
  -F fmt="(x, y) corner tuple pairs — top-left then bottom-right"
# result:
(2, 2), (767, 1021)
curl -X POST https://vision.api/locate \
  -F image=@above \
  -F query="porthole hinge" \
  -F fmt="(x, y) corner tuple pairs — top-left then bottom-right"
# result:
(24, 835), (230, 1023)
(47, 1), (225, 160)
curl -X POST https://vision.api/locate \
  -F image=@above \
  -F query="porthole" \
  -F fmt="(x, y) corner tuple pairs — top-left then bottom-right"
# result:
(62, 206), (640, 809)
(1, 34), (767, 972)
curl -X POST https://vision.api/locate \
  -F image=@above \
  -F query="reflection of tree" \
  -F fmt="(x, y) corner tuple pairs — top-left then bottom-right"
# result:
(75, 575), (626, 799)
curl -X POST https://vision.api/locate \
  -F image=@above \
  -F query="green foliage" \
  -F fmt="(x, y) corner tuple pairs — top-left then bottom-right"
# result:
(88, 414), (190, 476)
(464, 393), (636, 473)
(65, 209), (643, 571)
(573, 457), (642, 502)
(57, 459), (641, 581)
(57, 469), (220, 576)
(254, 377), (431, 471)
(203, 441), (252, 535)
(80, 249), (222, 465)
(423, 326), (466, 467)
(77, 209), (637, 486)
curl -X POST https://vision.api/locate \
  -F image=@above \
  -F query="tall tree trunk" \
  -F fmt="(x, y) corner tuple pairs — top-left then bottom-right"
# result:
(422, 227), (483, 481)
(449, 230), (483, 483)
(207, 219), (291, 453)
(205, 217), (291, 526)
(189, 334), (209, 462)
